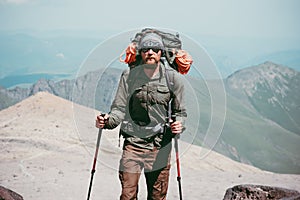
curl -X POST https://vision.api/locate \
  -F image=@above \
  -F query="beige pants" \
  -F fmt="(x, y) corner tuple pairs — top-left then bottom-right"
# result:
(119, 143), (172, 200)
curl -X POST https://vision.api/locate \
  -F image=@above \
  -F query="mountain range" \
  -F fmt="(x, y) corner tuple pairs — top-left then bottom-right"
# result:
(1, 61), (299, 174)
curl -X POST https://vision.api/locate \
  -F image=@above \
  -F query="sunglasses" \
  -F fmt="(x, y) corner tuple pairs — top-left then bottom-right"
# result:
(141, 48), (161, 53)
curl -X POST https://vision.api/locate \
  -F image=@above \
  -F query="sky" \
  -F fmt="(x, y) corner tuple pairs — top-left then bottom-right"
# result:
(0, 0), (300, 40)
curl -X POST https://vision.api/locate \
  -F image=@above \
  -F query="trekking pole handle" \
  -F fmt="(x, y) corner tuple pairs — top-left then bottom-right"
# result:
(171, 115), (176, 123)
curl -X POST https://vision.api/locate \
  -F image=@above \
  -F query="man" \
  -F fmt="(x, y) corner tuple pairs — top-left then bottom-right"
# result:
(96, 31), (187, 200)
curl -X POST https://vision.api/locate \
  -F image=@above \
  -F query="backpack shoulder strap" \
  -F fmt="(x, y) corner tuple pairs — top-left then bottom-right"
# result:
(161, 57), (175, 97)
(161, 57), (177, 124)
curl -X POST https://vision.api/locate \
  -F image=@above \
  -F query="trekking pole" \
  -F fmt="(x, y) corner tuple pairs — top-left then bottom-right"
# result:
(87, 126), (103, 200)
(171, 115), (183, 200)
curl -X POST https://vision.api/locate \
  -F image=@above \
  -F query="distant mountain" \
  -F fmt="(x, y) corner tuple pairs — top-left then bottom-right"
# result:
(1, 62), (300, 174)
(0, 68), (121, 111)
(226, 62), (300, 134)
(184, 63), (300, 174)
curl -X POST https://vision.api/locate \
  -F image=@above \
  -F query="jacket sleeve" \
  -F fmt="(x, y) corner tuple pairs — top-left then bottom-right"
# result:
(172, 72), (187, 129)
(104, 69), (129, 129)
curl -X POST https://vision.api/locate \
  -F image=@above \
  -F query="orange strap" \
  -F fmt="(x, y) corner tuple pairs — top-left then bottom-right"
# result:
(119, 43), (136, 64)
(175, 50), (193, 74)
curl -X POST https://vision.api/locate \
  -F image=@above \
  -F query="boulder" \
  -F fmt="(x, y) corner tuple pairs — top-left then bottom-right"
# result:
(223, 184), (300, 200)
(0, 186), (23, 200)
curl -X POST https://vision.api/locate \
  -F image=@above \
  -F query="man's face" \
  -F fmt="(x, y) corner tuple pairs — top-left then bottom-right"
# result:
(141, 48), (162, 65)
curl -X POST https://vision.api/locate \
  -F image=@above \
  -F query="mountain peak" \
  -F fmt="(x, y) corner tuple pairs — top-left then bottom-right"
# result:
(226, 62), (300, 134)
(227, 62), (299, 97)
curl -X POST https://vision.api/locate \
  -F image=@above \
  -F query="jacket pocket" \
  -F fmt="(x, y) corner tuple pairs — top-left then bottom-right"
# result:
(155, 85), (170, 105)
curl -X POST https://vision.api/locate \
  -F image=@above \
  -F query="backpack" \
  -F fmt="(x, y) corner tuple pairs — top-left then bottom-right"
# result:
(120, 28), (193, 75)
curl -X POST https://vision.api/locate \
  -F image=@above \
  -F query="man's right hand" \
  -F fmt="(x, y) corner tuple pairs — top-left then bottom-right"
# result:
(95, 113), (109, 129)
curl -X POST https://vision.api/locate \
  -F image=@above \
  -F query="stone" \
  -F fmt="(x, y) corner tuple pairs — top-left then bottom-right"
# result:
(223, 184), (300, 200)
(0, 186), (24, 200)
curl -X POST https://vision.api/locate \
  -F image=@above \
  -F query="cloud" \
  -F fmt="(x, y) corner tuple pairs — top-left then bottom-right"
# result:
(56, 53), (65, 59)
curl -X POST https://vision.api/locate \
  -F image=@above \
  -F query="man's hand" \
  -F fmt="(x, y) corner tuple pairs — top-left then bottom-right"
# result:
(170, 121), (183, 134)
(95, 113), (109, 129)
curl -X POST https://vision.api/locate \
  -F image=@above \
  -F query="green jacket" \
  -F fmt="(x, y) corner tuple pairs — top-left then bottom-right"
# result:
(105, 62), (187, 149)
